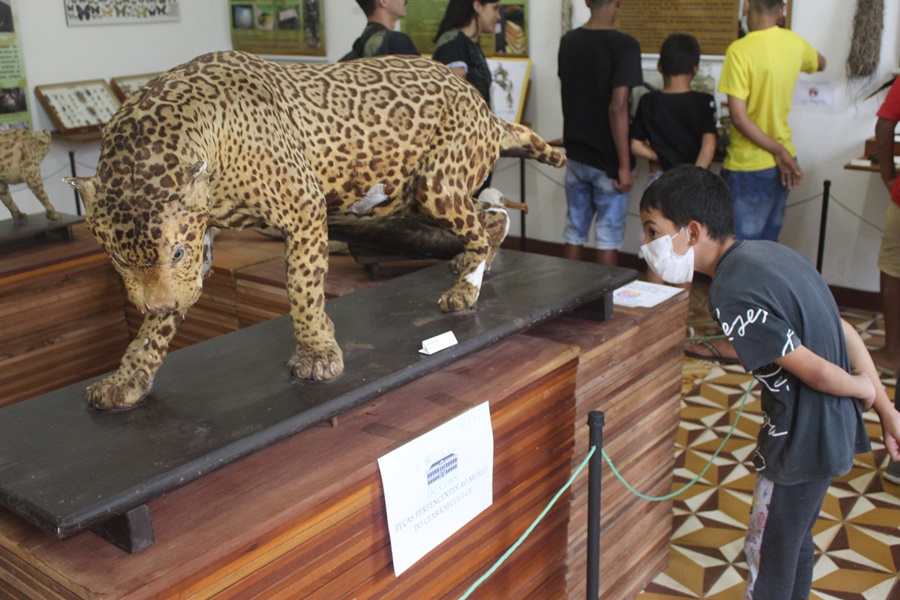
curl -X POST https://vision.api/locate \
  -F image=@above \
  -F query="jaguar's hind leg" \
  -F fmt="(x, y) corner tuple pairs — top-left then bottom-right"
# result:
(24, 167), (60, 220)
(448, 198), (509, 275)
(411, 174), (491, 311)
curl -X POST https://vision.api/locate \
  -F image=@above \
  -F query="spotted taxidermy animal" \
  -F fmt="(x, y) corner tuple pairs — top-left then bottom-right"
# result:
(0, 129), (59, 221)
(65, 50), (565, 411)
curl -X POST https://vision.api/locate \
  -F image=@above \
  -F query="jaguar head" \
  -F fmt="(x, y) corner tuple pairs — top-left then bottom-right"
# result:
(65, 161), (211, 315)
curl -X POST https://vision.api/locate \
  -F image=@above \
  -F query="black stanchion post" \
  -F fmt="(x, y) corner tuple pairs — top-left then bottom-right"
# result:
(816, 180), (831, 273)
(68, 150), (81, 216)
(587, 410), (605, 600)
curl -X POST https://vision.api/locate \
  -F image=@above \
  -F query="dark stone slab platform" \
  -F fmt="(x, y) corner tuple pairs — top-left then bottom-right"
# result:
(0, 213), (85, 245)
(0, 250), (635, 550)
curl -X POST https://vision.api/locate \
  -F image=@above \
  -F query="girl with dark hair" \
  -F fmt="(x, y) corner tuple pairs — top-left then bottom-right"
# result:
(432, 0), (501, 106)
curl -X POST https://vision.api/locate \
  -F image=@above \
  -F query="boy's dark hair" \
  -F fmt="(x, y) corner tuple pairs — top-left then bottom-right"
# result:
(750, 0), (785, 14)
(658, 33), (700, 77)
(356, 0), (376, 17)
(640, 165), (735, 241)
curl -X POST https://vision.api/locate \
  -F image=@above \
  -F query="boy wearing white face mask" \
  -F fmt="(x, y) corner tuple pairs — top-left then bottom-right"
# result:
(639, 165), (900, 600)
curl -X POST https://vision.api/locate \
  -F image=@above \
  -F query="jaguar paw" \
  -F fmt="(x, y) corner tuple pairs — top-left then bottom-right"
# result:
(438, 282), (478, 312)
(288, 343), (344, 381)
(85, 370), (151, 411)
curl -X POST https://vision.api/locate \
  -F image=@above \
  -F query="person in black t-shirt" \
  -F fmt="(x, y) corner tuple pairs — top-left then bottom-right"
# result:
(432, 0), (501, 106)
(340, 0), (419, 62)
(631, 33), (717, 288)
(639, 165), (900, 599)
(558, 0), (642, 266)
(630, 33), (717, 180)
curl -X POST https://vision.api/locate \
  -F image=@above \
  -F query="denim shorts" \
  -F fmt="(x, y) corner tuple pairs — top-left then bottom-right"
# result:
(562, 160), (630, 249)
(721, 166), (790, 241)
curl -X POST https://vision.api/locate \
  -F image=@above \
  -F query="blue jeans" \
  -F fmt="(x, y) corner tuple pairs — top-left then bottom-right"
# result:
(722, 166), (790, 241)
(563, 160), (630, 250)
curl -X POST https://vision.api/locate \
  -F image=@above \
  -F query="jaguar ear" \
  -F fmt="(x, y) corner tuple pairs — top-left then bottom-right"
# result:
(63, 176), (96, 218)
(180, 161), (209, 210)
(189, 160), (208, 182)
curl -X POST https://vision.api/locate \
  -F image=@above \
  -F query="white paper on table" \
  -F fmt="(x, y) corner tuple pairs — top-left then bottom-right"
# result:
(613, 280), (682, 308)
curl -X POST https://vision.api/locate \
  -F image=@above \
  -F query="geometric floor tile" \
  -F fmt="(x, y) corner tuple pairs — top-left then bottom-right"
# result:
(638, 292), (900, 600)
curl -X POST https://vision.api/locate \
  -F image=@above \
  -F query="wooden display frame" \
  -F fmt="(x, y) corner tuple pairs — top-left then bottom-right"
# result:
(109, 73), (160, 101)
(34, 80), (121, 136)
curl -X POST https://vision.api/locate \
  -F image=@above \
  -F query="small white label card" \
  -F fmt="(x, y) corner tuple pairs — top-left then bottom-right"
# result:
(613, 280), (682, 308)
(419, 331), (458, 355)
(378, 401), (494, 576)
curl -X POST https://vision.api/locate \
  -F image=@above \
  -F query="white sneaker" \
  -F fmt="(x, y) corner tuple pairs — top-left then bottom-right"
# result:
(884, 461), (900, 485)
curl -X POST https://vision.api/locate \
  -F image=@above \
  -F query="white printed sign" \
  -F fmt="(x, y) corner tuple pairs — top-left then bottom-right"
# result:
(378, 402), (494, 576)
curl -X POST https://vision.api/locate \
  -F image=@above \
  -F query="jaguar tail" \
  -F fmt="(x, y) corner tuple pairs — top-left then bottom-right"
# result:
(498, 120), (566, 168)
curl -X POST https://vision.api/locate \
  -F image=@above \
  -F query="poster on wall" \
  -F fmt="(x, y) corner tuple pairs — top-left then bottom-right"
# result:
(0, 0), (32, 131)
(64, 0), (180, 26)
(229, 0), (325, 57)
(402, 0), (528, 58)
(614, 0), (792, 56)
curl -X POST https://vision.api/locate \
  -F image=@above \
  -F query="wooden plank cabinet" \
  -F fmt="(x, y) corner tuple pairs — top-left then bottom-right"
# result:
(1, 229), (687, 599)
(0, 225), (130, 408)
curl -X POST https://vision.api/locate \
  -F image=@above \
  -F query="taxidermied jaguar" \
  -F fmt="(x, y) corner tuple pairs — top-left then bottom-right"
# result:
(65, 50), (565, 411)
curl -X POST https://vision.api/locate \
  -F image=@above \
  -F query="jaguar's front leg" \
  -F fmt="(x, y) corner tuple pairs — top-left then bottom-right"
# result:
(86, 312), (181, 411)
(283, 224), (344, 382)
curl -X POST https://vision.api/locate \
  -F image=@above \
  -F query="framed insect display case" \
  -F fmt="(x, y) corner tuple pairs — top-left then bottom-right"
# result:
(34, 80), (121, 136)
(110, 73), (160, 101)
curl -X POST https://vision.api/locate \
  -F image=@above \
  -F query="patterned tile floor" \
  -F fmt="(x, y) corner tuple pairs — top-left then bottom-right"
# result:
(637, 288), (900, 600)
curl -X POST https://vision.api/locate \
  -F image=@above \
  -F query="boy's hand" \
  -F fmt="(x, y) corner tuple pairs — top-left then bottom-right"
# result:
(878, 406), (900, 462)
(615, 166), (634, 192)
(774, 147), (803, 189)
(851, 370), (876, 410)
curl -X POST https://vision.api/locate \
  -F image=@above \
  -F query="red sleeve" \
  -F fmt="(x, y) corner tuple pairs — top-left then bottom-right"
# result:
(877, 77), (900, 121)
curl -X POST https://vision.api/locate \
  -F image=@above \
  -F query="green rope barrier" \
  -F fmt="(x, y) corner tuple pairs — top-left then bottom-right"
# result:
(785, 193), (822, 209)
(456, 357), (756, 596)
(602, 380), (756, 501)
(457, 445), (597, 600)
(829, 194), (885, 233)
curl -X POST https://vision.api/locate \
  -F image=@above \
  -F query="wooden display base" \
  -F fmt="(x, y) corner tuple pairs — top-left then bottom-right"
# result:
(0, 214), (84, 246)
(0, 226), (687, 599)
(0, 251), (635, 550)
(0, 222), (130, 409)
(0, 334), (582, 599)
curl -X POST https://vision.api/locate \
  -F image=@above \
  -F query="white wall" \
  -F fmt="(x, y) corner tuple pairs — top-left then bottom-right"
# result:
(9, 0), (898, 293)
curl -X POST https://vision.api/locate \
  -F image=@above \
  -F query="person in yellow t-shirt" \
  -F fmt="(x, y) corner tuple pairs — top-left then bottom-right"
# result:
(718, 0), (824, 241)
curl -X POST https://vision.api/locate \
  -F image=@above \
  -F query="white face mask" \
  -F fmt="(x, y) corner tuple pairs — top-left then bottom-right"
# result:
(640, 228), (694, 284)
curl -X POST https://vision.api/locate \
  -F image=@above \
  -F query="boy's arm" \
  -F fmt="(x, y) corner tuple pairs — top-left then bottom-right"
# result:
(816, 52), (826, 72)
(609, 86), (633, 192)
(630, 138), (658, 162)
(875, 115), (898, 191)
(774, 345), (875, 404)
(775, 327), (900, 462)
(728, 95), (803, 189)
(841, 319), (900, 460)
(695, 132), (717, 168)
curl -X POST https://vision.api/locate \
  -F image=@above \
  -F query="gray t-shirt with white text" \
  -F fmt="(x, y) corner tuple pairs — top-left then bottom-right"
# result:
(709, 240), (870, 484)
